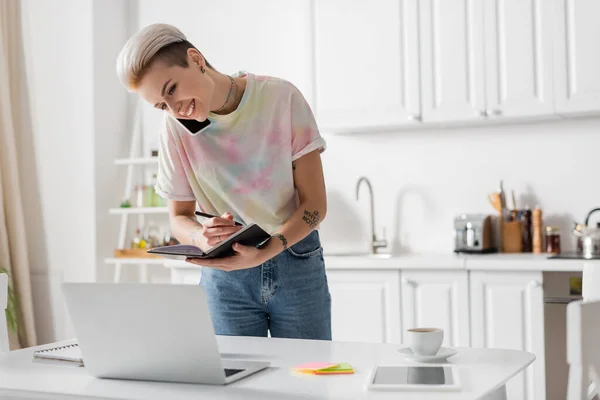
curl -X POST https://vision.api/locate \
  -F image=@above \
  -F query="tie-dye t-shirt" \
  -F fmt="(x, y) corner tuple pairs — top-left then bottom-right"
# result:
(154, 72), (326, 234)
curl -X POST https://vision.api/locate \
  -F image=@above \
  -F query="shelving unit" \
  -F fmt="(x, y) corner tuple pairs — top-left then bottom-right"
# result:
(105, 103), (168, 283)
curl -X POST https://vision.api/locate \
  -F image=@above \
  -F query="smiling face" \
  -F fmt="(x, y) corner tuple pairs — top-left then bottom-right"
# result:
(136, 48), (215, 121)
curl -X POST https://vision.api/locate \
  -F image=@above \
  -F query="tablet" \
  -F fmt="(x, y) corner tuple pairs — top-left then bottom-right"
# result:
(366, 365), (461, 391)
(147, 224), (271, 260)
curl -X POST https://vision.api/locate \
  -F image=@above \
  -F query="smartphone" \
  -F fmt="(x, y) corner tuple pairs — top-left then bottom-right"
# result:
(176, 118), (211, 136)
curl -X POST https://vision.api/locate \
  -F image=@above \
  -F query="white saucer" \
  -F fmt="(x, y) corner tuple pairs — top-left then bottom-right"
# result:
(398, 347), (458, 362)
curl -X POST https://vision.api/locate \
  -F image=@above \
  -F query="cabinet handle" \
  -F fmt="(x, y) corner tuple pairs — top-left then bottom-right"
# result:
(528, 280), (542, 288)
(408, 114), (422, 122)
(479, 110), (487, 117)
(493, 109), (502, 116)
(401, 277), (415, 286)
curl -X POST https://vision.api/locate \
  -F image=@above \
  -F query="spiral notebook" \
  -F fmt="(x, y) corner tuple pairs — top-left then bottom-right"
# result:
(33, 341), (83, 366)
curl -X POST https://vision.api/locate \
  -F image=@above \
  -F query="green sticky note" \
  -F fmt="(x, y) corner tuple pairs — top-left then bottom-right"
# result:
(314, 363), (354, 374)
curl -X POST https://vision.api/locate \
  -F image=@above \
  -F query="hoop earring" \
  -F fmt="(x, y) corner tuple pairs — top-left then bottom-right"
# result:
(200, 66), (205, 73)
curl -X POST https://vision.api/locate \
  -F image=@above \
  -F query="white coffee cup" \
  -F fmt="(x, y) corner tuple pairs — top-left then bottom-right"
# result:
(406, 328), (444, 356)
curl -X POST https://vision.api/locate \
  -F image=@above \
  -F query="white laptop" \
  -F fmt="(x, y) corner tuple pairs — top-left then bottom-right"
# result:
(61, 282), (270, 385)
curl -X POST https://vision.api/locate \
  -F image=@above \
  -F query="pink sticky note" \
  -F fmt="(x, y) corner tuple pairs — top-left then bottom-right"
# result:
(293, 362), (338, 372)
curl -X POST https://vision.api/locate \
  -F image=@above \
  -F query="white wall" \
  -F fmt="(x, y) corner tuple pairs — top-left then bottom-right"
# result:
(318, 117), (599, 255)
(92, 0), (135, 283)
(18, 0), (131, 344)
(19, 0), (96, 344)
(136, 0), (315, 155)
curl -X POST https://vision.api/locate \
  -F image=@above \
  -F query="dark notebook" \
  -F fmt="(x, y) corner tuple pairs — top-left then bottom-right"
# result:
(147, 223), (271, 260)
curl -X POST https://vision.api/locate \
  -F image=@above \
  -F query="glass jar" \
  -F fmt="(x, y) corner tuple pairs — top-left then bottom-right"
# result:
(545, 226), (561, 254)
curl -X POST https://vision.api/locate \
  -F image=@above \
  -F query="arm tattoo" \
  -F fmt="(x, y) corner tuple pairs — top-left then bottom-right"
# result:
(273, 233), (288, 249)
(182, 215), (202, 246)
(302, 210), (321, 229)
(188, 227), (202, 247)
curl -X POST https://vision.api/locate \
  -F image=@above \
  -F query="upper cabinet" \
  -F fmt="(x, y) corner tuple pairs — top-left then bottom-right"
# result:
(483, 0), (555, 118)
(311, 0), (600, 132)
(419, 0), (486, 122)
(312, 0), (421, 131)
(553, 0), (600, 115)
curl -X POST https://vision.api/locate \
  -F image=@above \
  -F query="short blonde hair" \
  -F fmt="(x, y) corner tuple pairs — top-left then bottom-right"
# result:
(116, 23), (212, 91)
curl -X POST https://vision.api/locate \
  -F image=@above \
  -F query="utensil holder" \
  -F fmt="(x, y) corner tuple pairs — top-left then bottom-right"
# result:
(502, 221), (523, 253)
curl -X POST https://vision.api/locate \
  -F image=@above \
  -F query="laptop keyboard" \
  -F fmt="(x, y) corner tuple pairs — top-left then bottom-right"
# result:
(224, 368), (244, 377)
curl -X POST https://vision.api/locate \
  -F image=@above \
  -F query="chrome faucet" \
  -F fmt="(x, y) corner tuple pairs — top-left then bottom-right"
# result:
(355, 176), (388, 254)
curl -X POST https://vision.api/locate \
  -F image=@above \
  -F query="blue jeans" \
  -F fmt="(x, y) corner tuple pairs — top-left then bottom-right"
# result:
(200, 230), (331, 340)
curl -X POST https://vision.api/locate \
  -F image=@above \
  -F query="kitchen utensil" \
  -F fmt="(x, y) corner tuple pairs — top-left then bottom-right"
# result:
(487, 193), (502, 213)
(511, 190), (517, 211)
(498, 180), (511, 222)
(572, 208), (600, 257)
(499, 180), (506, 213)
(581, 225), (600, 258)
(520, 207), (533, 252)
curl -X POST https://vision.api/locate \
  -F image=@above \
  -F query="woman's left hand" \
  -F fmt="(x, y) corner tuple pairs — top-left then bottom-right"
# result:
(185, 243), (271, 271)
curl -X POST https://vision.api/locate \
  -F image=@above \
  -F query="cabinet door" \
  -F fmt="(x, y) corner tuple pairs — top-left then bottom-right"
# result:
(470, 271), (545, 400)
(419, 0), (486, 122)
(400, 270), (470, 347)
(483, 0), (554, 118)
(313, 0), (420, 131)
(326, 270), (401, 344)
(553, 0), (600, 115)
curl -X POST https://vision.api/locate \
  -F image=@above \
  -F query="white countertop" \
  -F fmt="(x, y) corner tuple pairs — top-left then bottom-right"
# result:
(0, 336), (534, 400)
(460, 253), (599, 271)
(164, 252), (600, 272)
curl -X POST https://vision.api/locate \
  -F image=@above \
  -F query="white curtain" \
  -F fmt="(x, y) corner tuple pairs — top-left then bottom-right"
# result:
(0, 0), (37, 349)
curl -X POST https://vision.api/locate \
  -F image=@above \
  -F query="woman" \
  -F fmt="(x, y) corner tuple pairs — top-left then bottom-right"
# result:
(116, 23), (331, 340)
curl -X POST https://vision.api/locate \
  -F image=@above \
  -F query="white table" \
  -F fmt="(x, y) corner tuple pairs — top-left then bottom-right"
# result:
(0, 336), (534, 400)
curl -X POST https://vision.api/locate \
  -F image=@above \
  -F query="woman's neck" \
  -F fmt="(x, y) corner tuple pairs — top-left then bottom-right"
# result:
(210, 72), (247, 115)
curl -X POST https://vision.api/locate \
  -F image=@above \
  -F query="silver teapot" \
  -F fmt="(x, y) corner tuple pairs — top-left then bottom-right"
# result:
(572, 208), (600, 258)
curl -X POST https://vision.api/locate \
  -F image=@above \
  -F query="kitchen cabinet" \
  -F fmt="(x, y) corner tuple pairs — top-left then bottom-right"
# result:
(483, 0), (554, 118)
(312, 0), (420, 131)
(418, 0), (486, 122)
(553, 0), (600, 115)
(419, 0), (553, 123)
(314, 0), (557, 130)
(400, 270), (470, 347)
(326, 270), (402, 344)
(470, 270), (545, 400)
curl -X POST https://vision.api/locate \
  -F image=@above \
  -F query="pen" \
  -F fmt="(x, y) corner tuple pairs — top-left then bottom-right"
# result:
(195, 211), (243, 226)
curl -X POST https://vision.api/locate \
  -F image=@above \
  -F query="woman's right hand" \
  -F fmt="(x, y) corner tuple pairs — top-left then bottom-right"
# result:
(202, 212), (243, 246)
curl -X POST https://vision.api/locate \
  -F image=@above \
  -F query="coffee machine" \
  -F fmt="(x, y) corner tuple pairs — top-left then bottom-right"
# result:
(453, 214), (496, 254)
